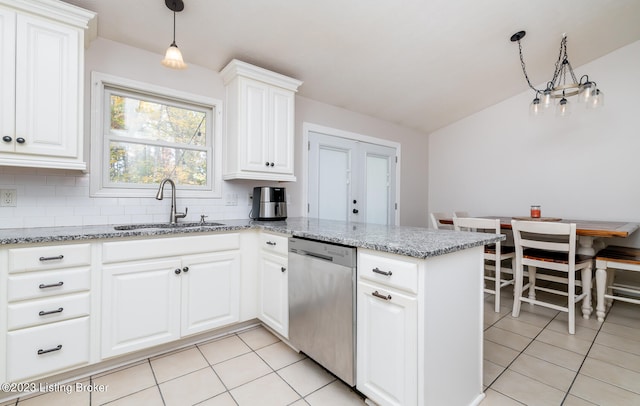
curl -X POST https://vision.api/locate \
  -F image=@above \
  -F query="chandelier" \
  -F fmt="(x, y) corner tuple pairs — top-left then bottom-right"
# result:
(510, 31), (603, 117)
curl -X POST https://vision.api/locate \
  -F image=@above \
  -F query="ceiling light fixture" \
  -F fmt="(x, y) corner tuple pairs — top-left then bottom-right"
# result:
(510, 30), (603, 117)
(161, 0), (187, 70)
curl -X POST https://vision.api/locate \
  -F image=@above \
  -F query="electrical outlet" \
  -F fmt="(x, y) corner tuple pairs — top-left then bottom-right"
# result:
(248, 192), (253, 206)
(0, 189), (17, 207)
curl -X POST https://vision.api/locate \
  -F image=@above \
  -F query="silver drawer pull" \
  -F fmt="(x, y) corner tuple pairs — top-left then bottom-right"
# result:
(372, 291), (392, 301)
(372, 267), (392, 277)
(39, 307), (64, 316)
(266, 241), (277, 246)
(39, 281), (64, 289)
(39, 255), (64, 261)
(37, 344), (62, 355)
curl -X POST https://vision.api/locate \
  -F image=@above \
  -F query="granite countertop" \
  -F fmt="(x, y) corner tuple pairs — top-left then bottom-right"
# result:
(0, 217), (503, 259)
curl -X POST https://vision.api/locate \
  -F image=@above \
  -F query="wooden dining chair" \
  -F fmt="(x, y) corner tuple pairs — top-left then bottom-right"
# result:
(595, 246), (640, 322)
(429, 212), (452, 230)
(454, 217), (515, 312)
(511, 220), (593, 334)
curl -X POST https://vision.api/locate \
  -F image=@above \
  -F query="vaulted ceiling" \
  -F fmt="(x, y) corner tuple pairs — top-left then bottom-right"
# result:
(64, 0), (640, 134)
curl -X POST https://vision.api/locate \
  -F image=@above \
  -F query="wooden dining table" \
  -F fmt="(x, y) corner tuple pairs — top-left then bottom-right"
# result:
(441, 216), (639, 256)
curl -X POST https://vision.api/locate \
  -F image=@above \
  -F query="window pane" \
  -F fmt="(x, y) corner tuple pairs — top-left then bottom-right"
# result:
(110, 94), (207, 147)
(109, 141), (207, 186)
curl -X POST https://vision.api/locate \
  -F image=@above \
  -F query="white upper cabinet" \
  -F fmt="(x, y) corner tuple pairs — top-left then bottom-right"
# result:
(0, 1), (95, 170)
(220, 59), (302, 181)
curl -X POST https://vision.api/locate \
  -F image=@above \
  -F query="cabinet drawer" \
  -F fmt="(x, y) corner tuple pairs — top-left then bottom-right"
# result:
(8, 267), (90, 302)
(6, 317), (90, 382)
(8, 243), (91, 274)
(259, 232), (288, 256)
(8, 292), (90, 331)
(102, 233), (240, 263)
(358, 251), (418, 294)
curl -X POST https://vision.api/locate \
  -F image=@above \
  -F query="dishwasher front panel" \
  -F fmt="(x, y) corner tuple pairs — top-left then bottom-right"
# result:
(288, 237), (356, 386)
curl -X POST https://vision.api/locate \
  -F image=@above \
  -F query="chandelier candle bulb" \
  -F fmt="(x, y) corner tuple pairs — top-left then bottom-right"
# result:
(531, 205), (541, 218)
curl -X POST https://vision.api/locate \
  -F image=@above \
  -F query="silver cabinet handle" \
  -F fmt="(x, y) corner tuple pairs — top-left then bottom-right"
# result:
(174, 268), (182, 275)
(372, 291), (392, 301)
(37, 344), (62, 355)
(39, 307), (64, 316)
(39, 255), (64, 261)
(16, 137), (25, 144)
(183, 266), (189, 273)
(266, 241), (276, 246)
(39, 281), (64, 289)
(2, 136), (11, 142)
(372, 267), (392, 276)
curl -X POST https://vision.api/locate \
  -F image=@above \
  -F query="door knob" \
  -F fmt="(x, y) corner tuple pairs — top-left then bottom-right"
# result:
(353, 209), (359, 214)
(182, 266), (189, 273)
(174, 268), (182, 275)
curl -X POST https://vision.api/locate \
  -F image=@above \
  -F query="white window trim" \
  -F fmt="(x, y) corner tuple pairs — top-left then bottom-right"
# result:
(89, 71), (223, 198)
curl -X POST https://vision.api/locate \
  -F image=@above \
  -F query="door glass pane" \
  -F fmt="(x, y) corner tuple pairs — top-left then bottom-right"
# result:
(318, 146), (349, 221)
(365, 154), (389, 224)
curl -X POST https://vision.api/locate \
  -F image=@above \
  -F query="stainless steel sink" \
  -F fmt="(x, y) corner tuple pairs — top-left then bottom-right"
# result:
(114, 222), (225, 231)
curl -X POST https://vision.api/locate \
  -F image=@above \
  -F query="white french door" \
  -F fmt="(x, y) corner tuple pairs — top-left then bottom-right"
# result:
(308, 131), (397, 225)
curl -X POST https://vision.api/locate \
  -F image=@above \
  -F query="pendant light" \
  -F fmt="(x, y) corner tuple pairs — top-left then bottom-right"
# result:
(510, 31), (603, 116)
(161, 0), (187, 70)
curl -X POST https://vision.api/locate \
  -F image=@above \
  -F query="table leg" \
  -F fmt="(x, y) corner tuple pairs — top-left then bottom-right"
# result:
(578, 236), (596, 256)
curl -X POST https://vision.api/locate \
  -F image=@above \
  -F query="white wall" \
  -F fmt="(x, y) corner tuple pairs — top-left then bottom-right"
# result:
(428, 39), (640, 246)
(0, 38), (430, 229)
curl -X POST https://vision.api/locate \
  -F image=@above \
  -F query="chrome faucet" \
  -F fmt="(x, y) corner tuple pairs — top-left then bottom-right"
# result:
(155, 178), (187, 224)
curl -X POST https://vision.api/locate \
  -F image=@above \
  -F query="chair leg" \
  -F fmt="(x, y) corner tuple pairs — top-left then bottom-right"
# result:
(527, 266), (536, 300)
(581, 266), (593, 319)
(494, 260), (501, 313)
(568, 275), (576, 335)
(596, 266), (607, 322)
(512, 262), (524, 318)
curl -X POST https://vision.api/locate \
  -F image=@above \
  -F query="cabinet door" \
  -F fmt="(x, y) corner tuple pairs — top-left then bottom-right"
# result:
(181, 252), (240, 336)
(269, 87), (295, 174)
(357, 281), (417, 406)
(101, 258), (181, 358)
(14, 13), (79, 158)
(0, 8), (15, 153)
(241, 77), (271, 172)
(258, 251), (288, 338)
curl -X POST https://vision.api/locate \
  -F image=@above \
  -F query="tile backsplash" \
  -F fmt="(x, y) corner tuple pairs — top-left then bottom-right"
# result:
(0, 167), (257, 229)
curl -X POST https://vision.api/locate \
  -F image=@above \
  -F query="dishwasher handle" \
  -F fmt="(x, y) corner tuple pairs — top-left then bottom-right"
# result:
(289, 249), (334, 262)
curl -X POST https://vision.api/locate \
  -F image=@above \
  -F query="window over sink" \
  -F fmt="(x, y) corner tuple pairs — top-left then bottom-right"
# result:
(90, 72), (222, 198)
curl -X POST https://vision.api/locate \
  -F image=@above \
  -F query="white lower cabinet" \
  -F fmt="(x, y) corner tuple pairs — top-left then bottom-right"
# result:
(357, 278), (417, 406)
(257, 232), (288, 337)
(101, 235), (241, 358)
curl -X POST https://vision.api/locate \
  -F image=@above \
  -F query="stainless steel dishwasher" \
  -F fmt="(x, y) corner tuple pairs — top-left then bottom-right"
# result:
(288, 237), (357, 386)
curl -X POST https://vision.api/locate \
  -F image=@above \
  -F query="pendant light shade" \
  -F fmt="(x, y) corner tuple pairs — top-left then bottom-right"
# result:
(161, 0), (187, 70)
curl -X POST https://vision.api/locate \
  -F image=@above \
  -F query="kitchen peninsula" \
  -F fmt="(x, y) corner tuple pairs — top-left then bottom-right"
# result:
(0, 218), (500, 406)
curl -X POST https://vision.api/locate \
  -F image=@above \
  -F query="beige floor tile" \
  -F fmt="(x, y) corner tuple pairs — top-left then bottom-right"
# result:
(304, 380), (365, 406)
(195, 391), (237, 406)
(595, 331), (640, 356)
(256, 341), (306, 370)
(604, 313), (640, 330)
(536, 328), (592, 355)
(159, 367), (226, 406)
(547, 318), (599, 342)
(277, 358), (336, 397)
(92, 362), (157, 405)
(569, 374), (640, 405)
(508, 353), (576, 392)
(523, 340), (585, 371)
(588, 343), (640, 374)
(494, 317), (544, 339)
(230, 373), (300, 406)
(150, 346), (209, 383)
(290, 399), (310, 406)
(579, 357), (640, 394)
(505, 311), (554, 328)
(555, 310), (602, 331)
(483, 340), (520, 368)
(105, 386), (164, 406)
(0, 400), (16, 406)
(562, 394), (598, 405)
(238, 326), (280, 350)
(213, 352), (272, 389)
(483, 360), (506, 387)
(198, 334), (252, 365)
(601, 321), (640, 341)
(479, 389), (523, 405)
(490, 369), (565, 406)
(484, 326), (532, 352)
(13, 381), (90, 406)
(484, 309), (505, 327)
